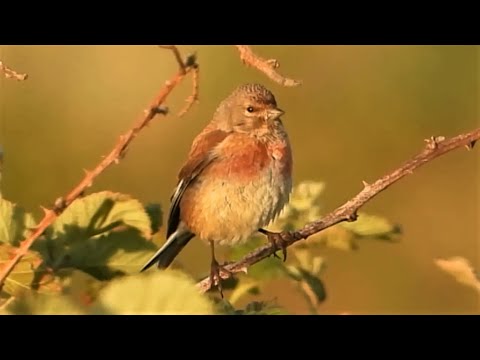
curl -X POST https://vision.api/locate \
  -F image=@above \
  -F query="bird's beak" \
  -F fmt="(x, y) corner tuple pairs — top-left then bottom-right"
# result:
(267, 108), (285, 121)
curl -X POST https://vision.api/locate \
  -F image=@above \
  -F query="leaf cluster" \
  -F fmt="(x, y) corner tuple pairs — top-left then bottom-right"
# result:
(0, 181), (401, 315)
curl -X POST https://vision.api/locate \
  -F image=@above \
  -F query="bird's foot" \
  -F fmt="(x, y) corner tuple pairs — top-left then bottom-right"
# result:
(259, 229), (289, 262)
(209, 259), (234, 299)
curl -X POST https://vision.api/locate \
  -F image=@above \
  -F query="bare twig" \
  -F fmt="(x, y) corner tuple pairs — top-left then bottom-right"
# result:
(0, 46), (198, 292)
(235, 45), (301, 87)
(178, 64), (200, 117)
(158, 46), (186, 74)
(0, 61), (28, 81)
(196, 129), (480, 293)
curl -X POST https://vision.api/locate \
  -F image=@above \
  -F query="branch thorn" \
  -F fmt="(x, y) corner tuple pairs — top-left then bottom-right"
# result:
(347, 212), (358, 222)
(465, 140), (477, 151)
(40, 206), (54, 217)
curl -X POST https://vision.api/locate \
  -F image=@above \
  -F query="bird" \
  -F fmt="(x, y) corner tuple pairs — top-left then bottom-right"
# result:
(140, 83), (293, 297)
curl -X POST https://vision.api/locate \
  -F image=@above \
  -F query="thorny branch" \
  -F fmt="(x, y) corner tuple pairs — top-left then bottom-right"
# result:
(196, 129), (480, 293)
(0, 61), (28, 81)
(178, 64), (200, 117)
(158, 46), (199, 117)
(0, 46), (199, 292)
(236, 45), (301, 87)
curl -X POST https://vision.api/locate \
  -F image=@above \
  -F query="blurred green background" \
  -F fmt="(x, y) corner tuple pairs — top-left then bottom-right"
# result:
(0, 45), (478, 314)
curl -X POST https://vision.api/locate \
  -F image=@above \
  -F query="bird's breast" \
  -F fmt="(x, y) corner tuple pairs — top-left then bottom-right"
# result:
(180, 136), (292, 246)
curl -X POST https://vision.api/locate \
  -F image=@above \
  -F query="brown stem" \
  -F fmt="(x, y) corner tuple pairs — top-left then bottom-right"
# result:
(235, 45), (301, 87)
(178, 64), (200, 117)
(196, 129), (480, 293)
(0, 46), (198, 292)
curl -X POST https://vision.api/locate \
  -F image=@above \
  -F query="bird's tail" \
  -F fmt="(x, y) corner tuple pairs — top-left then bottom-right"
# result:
(140, 229), (195, 272)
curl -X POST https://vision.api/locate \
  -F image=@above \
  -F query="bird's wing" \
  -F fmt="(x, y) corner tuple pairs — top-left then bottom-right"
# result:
(166, 128), (230, 238)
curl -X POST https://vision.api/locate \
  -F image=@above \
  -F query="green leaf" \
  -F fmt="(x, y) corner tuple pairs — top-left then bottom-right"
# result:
(91, 270), (217, 315)
(144, 203), (163, 234)
(293, 249), (326, 276)
(48, 191), (152, 243)
(48, 227), (158, 280)
(0, 294), (14, 315)
(301, 226), (357, 251)
(341, 212), (401, 241)
(4, 293), (87, 315)
(215, 299), (238, 315)
(0, 243), (62, 296)
(269, 180), (326, 233)
(36, 191), (158, 280)
(0, 146), (3, 198)
(285, 251), (327, 313)
(56, 268), (106, 305)
(241, 301), (289, 315)
(228, 278), (261, 305)
(286, 266), (326, 304)
(287, 181), (326, 212)
(215, 299), (288, 315)
(0, 198), (36, 246)
(230, 237), (285, 280)
(435, 257), (480, 294)
(266, 181), (400, 254)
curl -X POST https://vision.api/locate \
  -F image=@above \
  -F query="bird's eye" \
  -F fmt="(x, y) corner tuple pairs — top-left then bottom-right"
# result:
(246, 106), (254, 113)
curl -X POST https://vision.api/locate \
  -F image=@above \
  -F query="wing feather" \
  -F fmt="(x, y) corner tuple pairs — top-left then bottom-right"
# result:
(166, 128), (230, 238)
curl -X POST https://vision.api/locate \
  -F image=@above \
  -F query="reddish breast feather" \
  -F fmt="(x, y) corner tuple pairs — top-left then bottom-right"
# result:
(210, 134), (271, 180)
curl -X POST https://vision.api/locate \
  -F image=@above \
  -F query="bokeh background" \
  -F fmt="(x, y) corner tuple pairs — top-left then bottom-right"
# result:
(0, 45), (478, 314)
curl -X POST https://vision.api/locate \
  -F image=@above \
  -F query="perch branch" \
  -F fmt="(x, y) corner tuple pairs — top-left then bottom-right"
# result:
(0, 46), (198, 292)
(196, 128), (480, 293)
(0, 60), (28, 81)
(235, 46), (301, 87)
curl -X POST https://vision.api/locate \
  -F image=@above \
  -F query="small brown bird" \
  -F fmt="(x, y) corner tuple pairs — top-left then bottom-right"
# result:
(140, 83), (293, 295)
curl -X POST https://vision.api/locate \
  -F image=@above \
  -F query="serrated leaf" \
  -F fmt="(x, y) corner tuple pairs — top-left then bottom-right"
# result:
(48, 191), (152, 243)
(36, 191), (158, 280)
(435, 257), (480, 294)
(0, 198), (36, 246)
(50, 227), (158, 280)
(91, 270), (216, 315)
(4, 293), (87, 315)
(341, 213), (401, 240)
(0, 243), (62, 296)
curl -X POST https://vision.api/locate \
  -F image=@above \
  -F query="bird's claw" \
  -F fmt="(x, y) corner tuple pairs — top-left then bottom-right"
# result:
(261, 229), (289, 262)
(209, 259), (233, 299)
